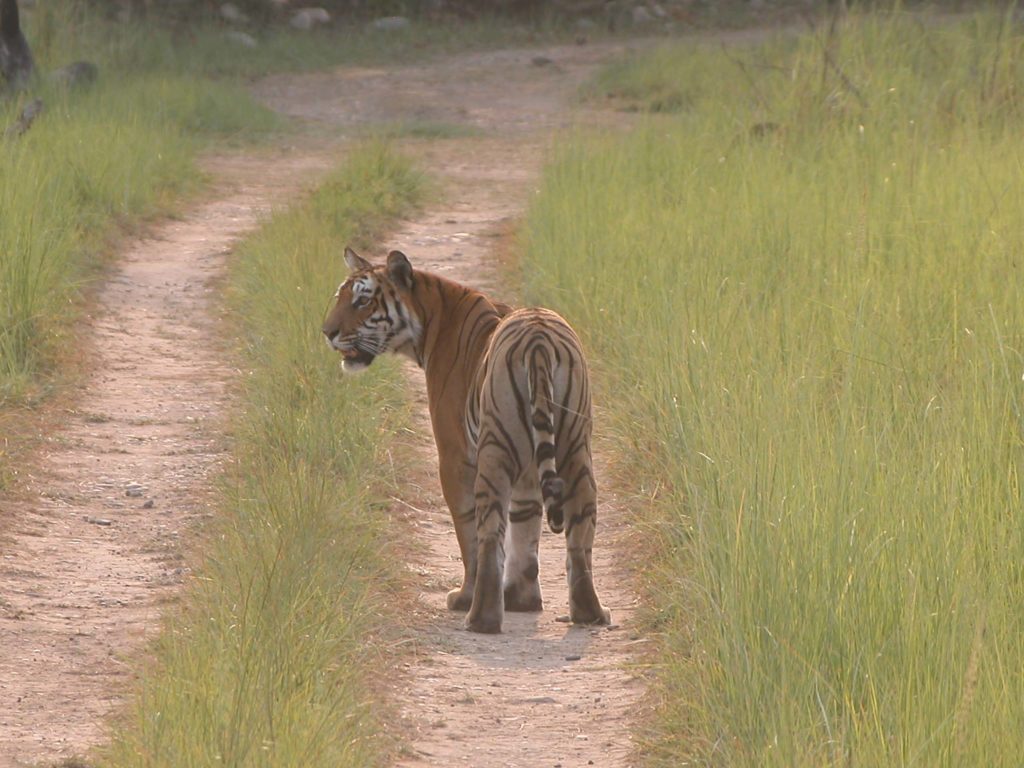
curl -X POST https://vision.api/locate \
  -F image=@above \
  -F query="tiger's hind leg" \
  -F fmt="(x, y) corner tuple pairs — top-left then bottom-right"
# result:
(561, 467), (611, 626)
(466, 446), (511, 634)
(503, 482), (543, 612)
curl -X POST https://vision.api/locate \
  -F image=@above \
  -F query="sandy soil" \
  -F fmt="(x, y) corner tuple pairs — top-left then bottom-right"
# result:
(0, 39), (645, 767)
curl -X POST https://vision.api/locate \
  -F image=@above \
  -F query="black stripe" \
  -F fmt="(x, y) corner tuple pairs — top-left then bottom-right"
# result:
(532, 412), (552, 431)
(536, 442), (556, 462)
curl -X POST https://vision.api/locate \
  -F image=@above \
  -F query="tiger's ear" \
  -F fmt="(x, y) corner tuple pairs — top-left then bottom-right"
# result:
(387, 250), (414, 290)
(344, 246), (371, 273)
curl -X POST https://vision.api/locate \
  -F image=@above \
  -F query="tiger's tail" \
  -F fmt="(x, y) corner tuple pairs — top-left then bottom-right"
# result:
(527, 343), (564, 534)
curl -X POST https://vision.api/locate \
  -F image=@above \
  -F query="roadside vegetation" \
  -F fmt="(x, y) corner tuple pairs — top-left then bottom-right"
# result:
(103, 16), (592, 78)
(524, 9), (1024, 766)
(103, 143), (422, 767)
(0, 3), (279, 462)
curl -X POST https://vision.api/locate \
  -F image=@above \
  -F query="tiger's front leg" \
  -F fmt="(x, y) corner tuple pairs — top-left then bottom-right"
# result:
(438, 449), (477, 612)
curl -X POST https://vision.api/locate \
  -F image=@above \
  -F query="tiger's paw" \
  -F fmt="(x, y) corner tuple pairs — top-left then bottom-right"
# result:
(464, 613), (503, 634)
(570, 604), (611, 626)
(466, 536), (503, 632)
(503, 580), (543, 612)
(446, 587), (473, 612)
(465, 590), (504, 632)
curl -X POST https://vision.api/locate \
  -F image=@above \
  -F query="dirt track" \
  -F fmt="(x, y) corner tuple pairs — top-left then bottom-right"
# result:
(0, 39), (644, 767)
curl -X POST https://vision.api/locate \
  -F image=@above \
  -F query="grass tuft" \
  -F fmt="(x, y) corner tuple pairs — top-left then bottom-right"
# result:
(524, 10), (1024, 766)
(103, 142), (423, 767)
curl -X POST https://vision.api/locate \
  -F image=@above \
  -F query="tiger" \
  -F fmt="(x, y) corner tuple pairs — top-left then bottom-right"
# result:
(322, 246), (610, 634)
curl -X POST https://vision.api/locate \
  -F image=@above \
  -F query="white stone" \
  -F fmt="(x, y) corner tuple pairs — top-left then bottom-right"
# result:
(220, 2), (249, 24)
(632, 6), (655, 25)
(370, 15), (411, 31)
(290, 7), (331, 30)
(226, 30), (259, 48)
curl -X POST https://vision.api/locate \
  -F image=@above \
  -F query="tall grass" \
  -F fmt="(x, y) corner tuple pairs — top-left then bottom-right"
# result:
(0, 5), (280, 411)
(104, 143), (423, 767)
(523, 11), (1024, 766)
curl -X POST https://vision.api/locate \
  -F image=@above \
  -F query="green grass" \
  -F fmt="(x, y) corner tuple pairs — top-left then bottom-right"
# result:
(522, 10), (1024, 767)
(0, 5), (280, 415)
(102, 143), (423, 767)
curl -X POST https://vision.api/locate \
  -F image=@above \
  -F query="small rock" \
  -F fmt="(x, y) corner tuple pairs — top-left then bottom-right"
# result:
(220, 3), (249, 24)
(290, 7), (330, 30)
(84, 516), (112, 526)
(531, 56), (554, 67)
(142, 499), (155, 509)
(226, 31), (259, 48)
(300, 6), (330, 22)
(524, 695), (557, 703)
(369, 15), (410, 31)
(632, 5), (655, 24)
(565, 654), (582, 661)
(49, 61), (98, 89)
(555, 614), (571, 623)
(289, 12), (313, 30)
(125, 482), (145, 498)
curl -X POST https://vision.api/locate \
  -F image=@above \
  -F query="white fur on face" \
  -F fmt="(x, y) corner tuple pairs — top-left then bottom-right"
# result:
(351, 276), (376, 304)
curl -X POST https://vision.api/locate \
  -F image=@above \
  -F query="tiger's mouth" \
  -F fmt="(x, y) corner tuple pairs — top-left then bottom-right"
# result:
(340, 347), (376, 371)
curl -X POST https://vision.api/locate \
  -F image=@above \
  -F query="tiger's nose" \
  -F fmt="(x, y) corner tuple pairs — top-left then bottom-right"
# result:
(323, 328), (339, 342)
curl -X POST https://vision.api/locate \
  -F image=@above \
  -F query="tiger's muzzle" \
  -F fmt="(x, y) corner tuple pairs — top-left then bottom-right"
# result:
(324, 330), (376, 372)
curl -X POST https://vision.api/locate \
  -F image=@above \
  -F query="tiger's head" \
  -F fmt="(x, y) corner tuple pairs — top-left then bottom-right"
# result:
(322, 246), (422, 373)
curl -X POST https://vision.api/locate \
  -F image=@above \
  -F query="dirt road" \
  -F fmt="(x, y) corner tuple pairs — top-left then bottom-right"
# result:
(0, 148), (340, 765)
(0, 39), (644, 767)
